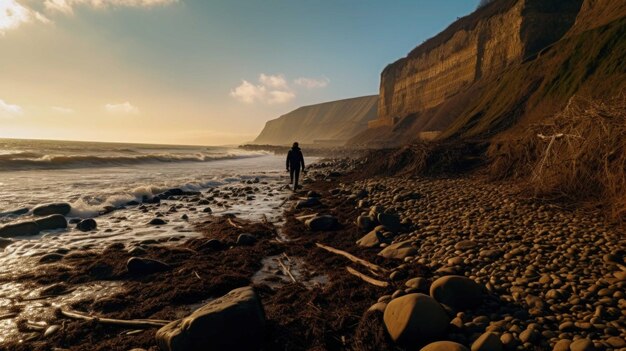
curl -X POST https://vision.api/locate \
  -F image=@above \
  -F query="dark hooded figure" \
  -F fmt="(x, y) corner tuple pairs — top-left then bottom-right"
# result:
(286, 142), (305, 191)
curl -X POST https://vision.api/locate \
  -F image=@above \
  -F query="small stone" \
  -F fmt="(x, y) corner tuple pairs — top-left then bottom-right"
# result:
(552, 339), (571, 351)
(378, 240), (416, 260)
(471, 332), (503, 351)
(127, 257), (171, 275)
(606, 337), (625, 348)
(569, 339), (594, 351)
(76, 218), (97, 232)
(236, 233), (256, 246)
(149, 218), (167, 225)
(305, 215), (338, 231)
(0, 221), (40, 237)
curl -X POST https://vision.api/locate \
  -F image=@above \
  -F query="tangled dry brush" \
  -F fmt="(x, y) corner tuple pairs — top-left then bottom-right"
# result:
(488, 94), (626, 219)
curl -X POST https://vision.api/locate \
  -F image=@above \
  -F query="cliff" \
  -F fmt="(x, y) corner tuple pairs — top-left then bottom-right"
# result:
(253, 95), (378, 146)
(351, 0), (626, 147)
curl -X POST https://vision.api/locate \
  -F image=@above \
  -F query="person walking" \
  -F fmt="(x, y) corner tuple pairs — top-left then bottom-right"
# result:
(286, 142), (305, 191)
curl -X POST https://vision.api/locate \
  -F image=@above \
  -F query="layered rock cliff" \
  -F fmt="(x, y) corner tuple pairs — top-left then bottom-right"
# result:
(374, 0), (583, 128)
(253, 95), (378, 146)
(352, 0), (626, 147)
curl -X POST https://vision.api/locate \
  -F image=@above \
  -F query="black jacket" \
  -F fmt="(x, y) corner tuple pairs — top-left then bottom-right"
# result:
(286, 147), (305, 170)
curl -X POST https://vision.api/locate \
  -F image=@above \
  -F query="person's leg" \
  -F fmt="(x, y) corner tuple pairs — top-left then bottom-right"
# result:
(289, 168), (295, 188)
(294, 168), (300, 191)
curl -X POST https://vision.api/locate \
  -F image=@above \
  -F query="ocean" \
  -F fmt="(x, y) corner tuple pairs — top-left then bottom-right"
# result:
(0, 138), (303, 342)
(0, 138), (282, 217)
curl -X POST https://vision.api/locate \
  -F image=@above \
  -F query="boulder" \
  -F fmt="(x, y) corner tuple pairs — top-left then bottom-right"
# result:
(472, 332), (503, 351)
(77, 218), (97, 232)
(421, 341), (470, 351)
(0, 221), (40, 238)
(305, 215), (338, 231)
(383, 293), (449, 347)
(156, 286), (265, 351)
(127, 257), (171, 275)
(378, 240), (417, 260)
(33, 203), (71, 216)
(34, 214), (68, 231)
(236, 233), (256, 246)
(430, 275), (484, 311)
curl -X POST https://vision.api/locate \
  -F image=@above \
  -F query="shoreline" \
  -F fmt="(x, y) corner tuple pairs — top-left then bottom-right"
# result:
(0, 158), (624, 350)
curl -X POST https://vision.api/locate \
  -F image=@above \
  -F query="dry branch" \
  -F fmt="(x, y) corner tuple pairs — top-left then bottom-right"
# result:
(59, 309), (171, 329)
(315, 243), (388, 275)
(227, 218), (244, 229)
(346, 267), (389, 288)
(278, 259), (297, 283)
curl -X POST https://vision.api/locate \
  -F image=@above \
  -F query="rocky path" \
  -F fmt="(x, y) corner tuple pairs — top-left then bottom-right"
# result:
(316, 172), (626, 351)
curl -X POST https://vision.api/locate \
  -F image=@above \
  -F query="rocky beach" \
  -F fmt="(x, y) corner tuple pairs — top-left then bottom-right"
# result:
(0, 155), (624, 350)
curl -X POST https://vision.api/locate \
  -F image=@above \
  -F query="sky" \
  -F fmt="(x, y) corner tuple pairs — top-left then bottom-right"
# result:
(0, 0), (479, 146)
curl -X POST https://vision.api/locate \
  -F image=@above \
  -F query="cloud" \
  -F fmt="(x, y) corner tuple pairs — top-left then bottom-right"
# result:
(0, 99), (23, 118)
(294, 76), (330, 89)
(51, 106), (75, 114)
(267, 90), (295, 104)
(230, 73), (295, 105)
(230, 80), (267, 104)
(0, 0), (50, 35)
(0, 0), (177, 34)
(259, 73), (288, 90)
(104, 101), (139, 114)
(44, 0), (179, 14)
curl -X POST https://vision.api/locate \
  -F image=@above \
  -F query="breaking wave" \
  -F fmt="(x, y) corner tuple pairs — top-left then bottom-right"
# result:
(0, 152), (260, 171)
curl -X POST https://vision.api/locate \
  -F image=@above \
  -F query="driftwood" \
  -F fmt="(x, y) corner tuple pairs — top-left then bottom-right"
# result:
(227, 218), (244, 229)
(346, 267), (389, 288)
(278, 259), (297, 283)
(0, 312), (18, 320)
(59, 309), (171, 329)
(315, 243), (388, 275)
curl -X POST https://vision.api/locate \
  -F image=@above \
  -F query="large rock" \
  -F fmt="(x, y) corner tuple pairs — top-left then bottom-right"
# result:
(383, 293), (449, 346)
(156, 286), (265, 351)
(127, 257), (171, 275)
(421, 341), (470, 351)
(430, 275), (483, 310)
(378, 240), (417, 260)
(33, 203), (71, 216)
(305, 215), (338, 231)
(34, 214), (68, 231)
(0, 221), (40, 237)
